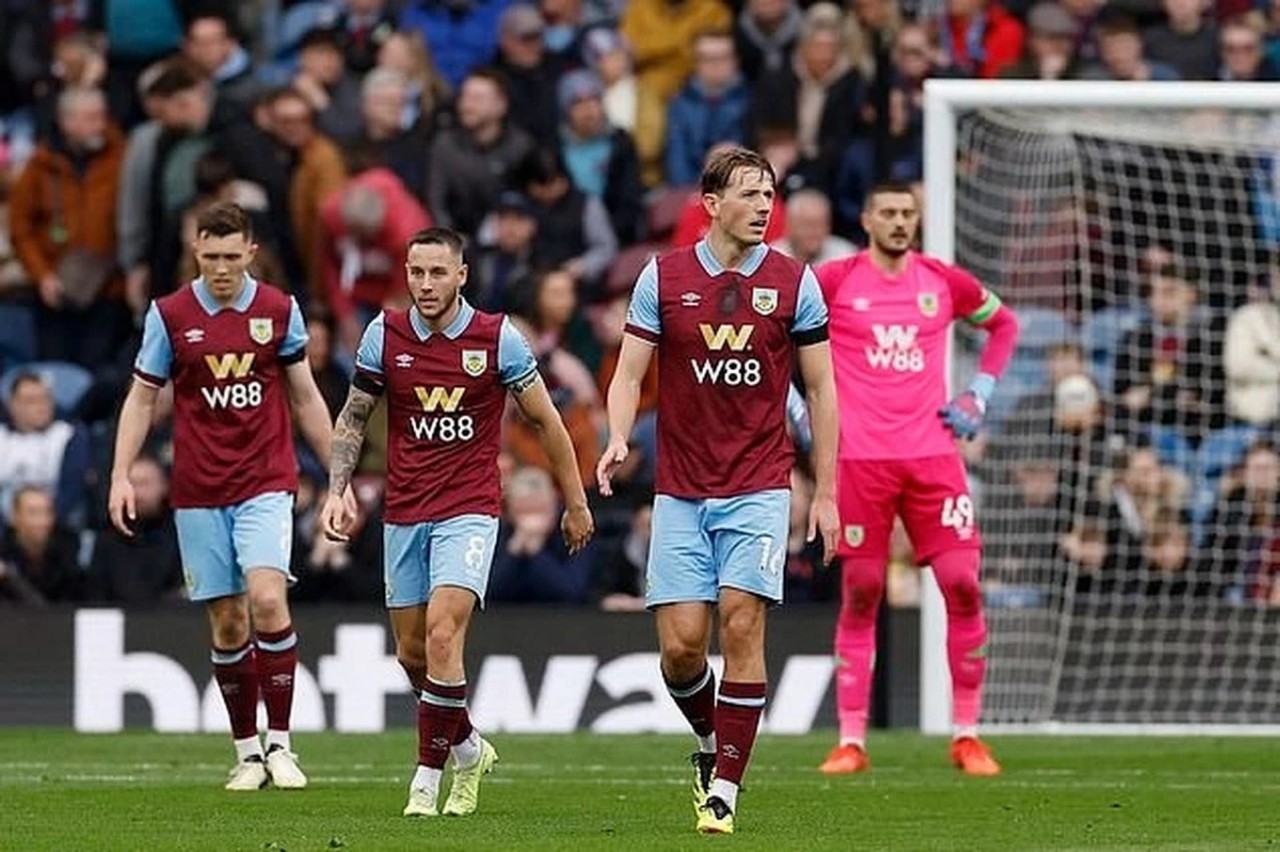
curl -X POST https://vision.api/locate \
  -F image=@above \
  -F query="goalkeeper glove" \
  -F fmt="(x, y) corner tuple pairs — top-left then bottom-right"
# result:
(939, 374), (995, 440)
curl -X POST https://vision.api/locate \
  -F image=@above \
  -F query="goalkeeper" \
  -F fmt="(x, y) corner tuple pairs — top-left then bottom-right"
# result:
(813, 184), (1020, 776)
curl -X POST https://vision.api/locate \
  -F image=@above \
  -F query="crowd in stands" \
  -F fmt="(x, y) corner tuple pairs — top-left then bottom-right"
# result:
(0, 0), (1275, 608)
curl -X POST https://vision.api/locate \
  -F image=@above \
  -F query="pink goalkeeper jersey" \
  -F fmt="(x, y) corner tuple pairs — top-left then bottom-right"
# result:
(815, 251), (1000, 461)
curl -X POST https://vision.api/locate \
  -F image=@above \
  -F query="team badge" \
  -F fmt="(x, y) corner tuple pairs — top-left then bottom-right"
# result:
(752, 287), (778, 316)
(249, 317), (273, 345)
(462, 349), (488, 377)
(844, 525), (864, 548)
(918, 293), (939, 318)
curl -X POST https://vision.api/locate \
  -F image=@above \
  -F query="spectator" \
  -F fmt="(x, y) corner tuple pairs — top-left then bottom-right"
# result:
(266, 87), (349, 306)
(489, 466), (599, 603)
(375, 30), (452, 133)
(469, 191), (540, 313)
(96, 0), (185, 127)
(183, 13), (258, 130)
(1223, 268), (1280, 426)
(580, 27), (638, 134)
(494, 4), (566, 148)
(293, 27), (365, 144)
(0, 485), (82, 605)
(1001, 2), (1083, 79)
(771, 189), (856, 264)
(1079, 12), (1181, 80)
(1143, 0), (1218, 80)
(735, 0), (803, 83)
(665, 31), (751, 187)
(621, 0), (733, 185)
(749, 3), (865, 195)
(290, 471), (383, 602)
(1219, 15), (1280, 81)
(86, 456), (183, 604)
(10, 85), (130, 370)
(399, 0), (512, 90)
(1114, 259), (1224, 468)
(32, 32), (108, 141)
(351, 70), (431, 203)
(515, 147), (619, 288)
(558, 70), (645, 244)
(426, 68), (535, 236)
(1139, 505), (1198, 596)
(0, 372), (90, 525)
(596, 504), (651, 610)
(942, 0), (1026, 78)
(317, 161), (431, 349)
(1203, 440), (1279, 602)
(336, 0), (398, 74)
(540, 0), (590, 65)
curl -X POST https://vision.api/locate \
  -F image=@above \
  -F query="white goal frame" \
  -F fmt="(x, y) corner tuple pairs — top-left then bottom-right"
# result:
(919, 79), (1280, 735)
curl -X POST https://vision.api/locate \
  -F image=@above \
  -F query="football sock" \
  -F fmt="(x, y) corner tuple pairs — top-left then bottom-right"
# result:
(835, 558), (884, 747)
(212, 641), (259, 742)
(419, 678), (467, 772)
(664, 664), (717, 752)
(931, 549), (987, 732)
(255, 626), (298, 742)
(713, 680), (766, 795)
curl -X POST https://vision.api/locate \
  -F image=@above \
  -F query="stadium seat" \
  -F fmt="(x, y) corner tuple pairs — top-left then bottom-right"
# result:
(0, 360), (94, 418)
(0, 302), (36, 371)
(1082, 306), (1142, 394)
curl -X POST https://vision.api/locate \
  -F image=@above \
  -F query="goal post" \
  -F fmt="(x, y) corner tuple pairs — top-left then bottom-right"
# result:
(920, 80), (1280, 734)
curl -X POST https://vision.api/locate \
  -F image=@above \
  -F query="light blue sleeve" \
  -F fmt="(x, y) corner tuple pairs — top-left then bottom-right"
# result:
(280, 297), (309, 359)
(498, 317), (539, 388)
(354, 313), (386, 376)
(133, 303), (173, 383)
(792, 266), (829, 334)
(624, 258), (661, 337)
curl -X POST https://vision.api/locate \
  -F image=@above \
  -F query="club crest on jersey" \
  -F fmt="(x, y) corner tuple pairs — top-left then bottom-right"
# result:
(918, 293), (939, 318)
(752, 287), (778, 316)
(249, 318), (273, 345)
(844, 525), (864, 547)
(462, 349), (487, 377)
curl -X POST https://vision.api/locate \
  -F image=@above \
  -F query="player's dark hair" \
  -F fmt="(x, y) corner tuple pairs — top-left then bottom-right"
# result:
(408, 227), (466, 262)
(145, 58), (205, 98)
(700, 146), (775, 197)
(864, 181), (918, 210)
(196, 202), (253, 240)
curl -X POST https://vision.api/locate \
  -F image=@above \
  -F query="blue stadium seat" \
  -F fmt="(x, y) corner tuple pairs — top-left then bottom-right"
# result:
(0, 361), (94, 418)
(1082, 306), (1142, 394)
(0, 302), (36, 371)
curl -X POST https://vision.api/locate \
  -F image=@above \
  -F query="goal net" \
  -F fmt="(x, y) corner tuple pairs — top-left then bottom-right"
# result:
(924, 82), (1280, 729)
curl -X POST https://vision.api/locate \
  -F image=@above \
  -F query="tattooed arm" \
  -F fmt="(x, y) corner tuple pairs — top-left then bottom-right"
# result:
(321, 383), (380, 541)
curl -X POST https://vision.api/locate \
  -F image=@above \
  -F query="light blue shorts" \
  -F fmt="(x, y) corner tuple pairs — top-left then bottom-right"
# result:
(174, 491), (295, 602)
(646, 489), (791, 608)
(384, 514), (500, 608)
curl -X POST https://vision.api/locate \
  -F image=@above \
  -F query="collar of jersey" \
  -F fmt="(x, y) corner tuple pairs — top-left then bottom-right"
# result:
(192, 275), (257, 315)
(409, 299), (473, 340)
(695, 240), (768, 278)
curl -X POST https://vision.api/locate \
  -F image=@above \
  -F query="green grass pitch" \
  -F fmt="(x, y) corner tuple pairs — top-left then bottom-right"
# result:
(2, 731), (1278, 851)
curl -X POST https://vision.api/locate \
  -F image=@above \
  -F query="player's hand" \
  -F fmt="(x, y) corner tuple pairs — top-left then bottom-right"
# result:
(320, 489), (358, 542)
(596, 436), (629, 497)
(108, 473), (137, 537)
(808, 493), (840, 565)
(561, 504), (595, 554)
(939, 391), (986, 441)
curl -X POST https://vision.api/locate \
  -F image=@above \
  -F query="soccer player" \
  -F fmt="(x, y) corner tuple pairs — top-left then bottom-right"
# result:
(814, 183), (1020, 777)
(318, 227), (594, 818)
(108, 202), (347, 791)
(597, 147), (840, 835)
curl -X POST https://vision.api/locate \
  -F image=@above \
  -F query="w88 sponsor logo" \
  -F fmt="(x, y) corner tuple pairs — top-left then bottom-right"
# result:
(201, 352), (263, 410)
(865, 324), (924, 373)
(692, 323), (762, 386)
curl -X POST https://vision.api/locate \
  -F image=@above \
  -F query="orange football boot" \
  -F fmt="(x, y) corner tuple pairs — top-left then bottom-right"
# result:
(819, 743), (871, 775)
(950, 736), (1001, 776)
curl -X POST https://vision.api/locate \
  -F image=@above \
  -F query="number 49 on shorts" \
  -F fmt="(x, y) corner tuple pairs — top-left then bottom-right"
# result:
(941, 495), (976, 539)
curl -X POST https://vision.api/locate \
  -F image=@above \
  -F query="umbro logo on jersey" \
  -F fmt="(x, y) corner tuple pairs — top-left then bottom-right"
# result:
(395, 353), (414, 368)
(184, 328), (205, 343)
(681, 292), (702, 307)
(853, 298), (871, 312)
